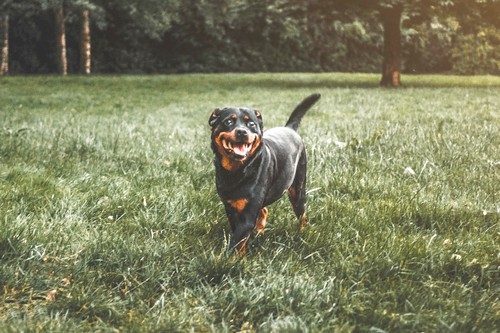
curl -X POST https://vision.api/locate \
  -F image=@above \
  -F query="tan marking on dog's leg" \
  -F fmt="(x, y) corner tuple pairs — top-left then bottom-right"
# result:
(254, 207), (268, 235)
(235, 236), (249, 256)
(288, 186), (297, 204)
(299, 213), (307, 230)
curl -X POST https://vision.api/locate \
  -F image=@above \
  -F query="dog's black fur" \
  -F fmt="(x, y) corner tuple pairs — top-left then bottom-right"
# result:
(209, 93), (321, 253)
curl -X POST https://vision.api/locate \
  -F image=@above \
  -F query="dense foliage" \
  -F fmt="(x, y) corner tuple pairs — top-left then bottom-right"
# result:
(1, 0), (499, 74)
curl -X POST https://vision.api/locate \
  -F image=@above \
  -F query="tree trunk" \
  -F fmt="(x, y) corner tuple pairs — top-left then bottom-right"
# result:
(380, 4), (403, 87)
(55, 5), (67, 75)
(1, 15), (8, 75)
(80, 9), (91, 75)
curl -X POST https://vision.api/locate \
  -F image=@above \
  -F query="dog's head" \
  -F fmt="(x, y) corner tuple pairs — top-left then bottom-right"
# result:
(209, 107), (263, 172)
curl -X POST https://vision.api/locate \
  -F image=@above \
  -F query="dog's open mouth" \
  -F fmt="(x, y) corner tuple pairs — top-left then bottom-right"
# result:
(221, 138), (254, 159)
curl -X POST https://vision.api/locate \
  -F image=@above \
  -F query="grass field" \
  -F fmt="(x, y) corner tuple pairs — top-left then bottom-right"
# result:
(0, 73), (499, 332)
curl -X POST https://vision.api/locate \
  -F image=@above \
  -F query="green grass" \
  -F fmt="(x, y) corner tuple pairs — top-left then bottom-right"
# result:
(0, 73), (499, 332)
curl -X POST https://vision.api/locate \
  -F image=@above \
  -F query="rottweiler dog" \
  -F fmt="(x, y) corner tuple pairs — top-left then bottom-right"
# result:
(209, 93), (321, 253)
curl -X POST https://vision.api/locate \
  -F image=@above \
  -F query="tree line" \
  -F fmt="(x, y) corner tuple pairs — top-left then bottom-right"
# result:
(1, 0), (498, 85)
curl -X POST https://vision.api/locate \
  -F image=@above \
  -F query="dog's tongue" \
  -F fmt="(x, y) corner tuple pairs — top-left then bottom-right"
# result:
(233, 143), (248, 157)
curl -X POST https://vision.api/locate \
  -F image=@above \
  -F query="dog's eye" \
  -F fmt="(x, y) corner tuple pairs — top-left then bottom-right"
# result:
(247, 121), (256, 128)
(224, 119), (234, 126)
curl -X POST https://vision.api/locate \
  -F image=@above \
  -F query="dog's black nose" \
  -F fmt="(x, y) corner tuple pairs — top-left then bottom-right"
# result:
(236, 128), (248, 139)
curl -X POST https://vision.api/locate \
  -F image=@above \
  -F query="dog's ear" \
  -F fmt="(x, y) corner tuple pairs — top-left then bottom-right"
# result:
(254, 109), (263, 130)
(209, 108), (222, 127)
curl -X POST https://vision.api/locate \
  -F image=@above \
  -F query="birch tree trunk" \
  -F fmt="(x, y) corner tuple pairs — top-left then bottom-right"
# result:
(55, 5), (67, 75)
(80, 9), (91, 75)
(380, 4), (403, 87)
(1, 15), (8, 75)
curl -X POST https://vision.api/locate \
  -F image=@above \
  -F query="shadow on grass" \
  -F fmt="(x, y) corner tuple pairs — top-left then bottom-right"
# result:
(236, 76), (500, 90)
(240, 76), (380, 89)
(183, 72), (500, 91)
(2, 74), (498, 94)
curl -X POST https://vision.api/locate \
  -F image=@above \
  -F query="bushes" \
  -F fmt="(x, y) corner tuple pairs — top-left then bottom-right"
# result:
(403, 17), (456, 73)
(3, 1), (499, 74)
(451, 28), (500, 75)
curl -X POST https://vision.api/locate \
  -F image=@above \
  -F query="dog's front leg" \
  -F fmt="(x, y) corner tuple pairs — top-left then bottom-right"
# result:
(225, 204), (260, 254)
(229, 222), (254, 254)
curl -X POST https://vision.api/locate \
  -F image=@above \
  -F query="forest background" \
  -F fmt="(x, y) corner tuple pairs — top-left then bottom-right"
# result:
(1, 0), (499, 79)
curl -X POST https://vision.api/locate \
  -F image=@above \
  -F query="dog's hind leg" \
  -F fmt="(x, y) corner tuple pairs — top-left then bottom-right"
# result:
(288, 151), (308, 229)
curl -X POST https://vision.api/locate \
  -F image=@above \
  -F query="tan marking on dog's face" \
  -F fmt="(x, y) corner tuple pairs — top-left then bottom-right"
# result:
(213, 129), (261, 172)
(214, 130), (244, 172)
(210, 107), (263, 172)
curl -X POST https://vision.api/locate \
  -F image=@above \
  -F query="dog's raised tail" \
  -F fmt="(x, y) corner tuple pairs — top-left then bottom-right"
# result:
(285, 93), (321, 131)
